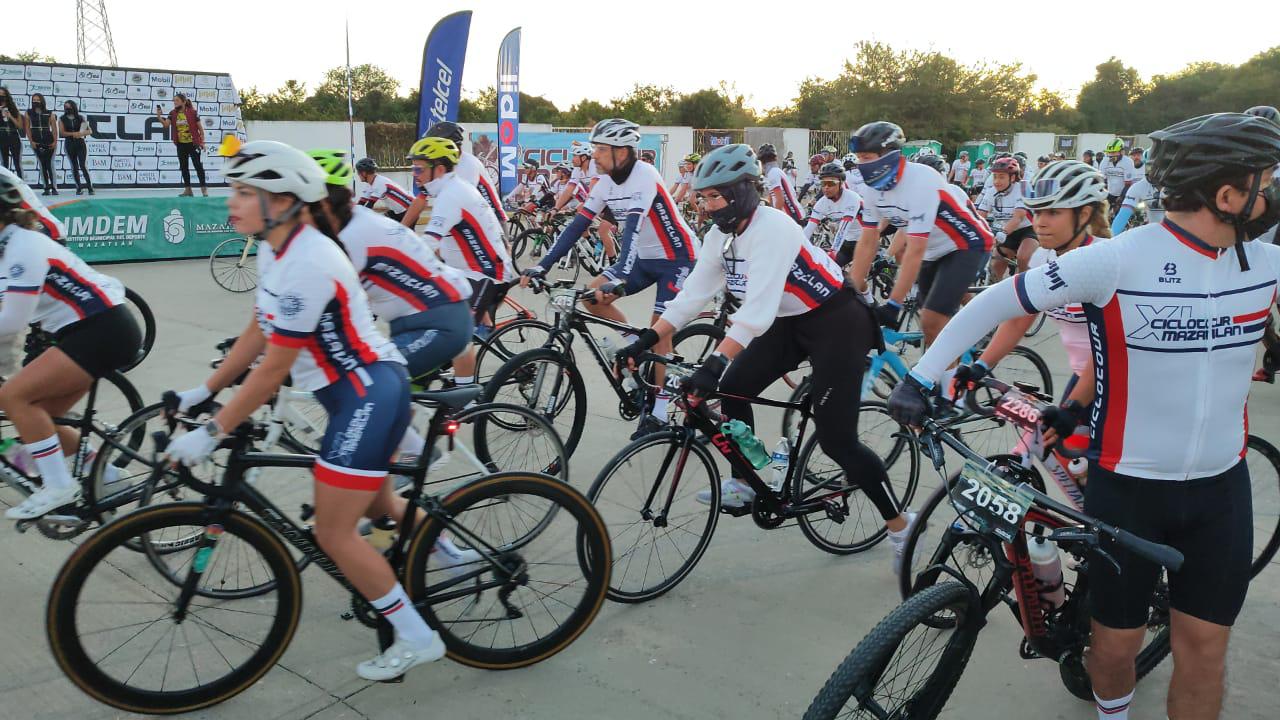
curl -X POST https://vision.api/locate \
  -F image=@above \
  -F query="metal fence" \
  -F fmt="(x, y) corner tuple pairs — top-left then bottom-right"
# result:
(808, 130), (845, 157)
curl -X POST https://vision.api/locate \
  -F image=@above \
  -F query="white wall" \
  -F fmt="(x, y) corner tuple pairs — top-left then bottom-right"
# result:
(1077, 133), (1114, 158)
(245, 121), (368, 159)
(641, 126), (694, 183)
(1012, 133), (1054, 159)
(782, 128), (812, 183)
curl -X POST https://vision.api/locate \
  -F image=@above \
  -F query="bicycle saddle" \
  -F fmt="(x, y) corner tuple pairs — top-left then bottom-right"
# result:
(416, 384), (483, 409)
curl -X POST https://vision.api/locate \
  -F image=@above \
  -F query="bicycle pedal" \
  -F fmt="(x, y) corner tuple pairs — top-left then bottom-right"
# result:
(1018, 637), (1042, 660)
(378, 675), (406, 684)
(720, 504), (753, 518)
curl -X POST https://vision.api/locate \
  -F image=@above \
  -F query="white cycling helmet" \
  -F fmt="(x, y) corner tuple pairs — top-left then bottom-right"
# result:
(571, 142), (592, 158)
(589, 118), (641, 148)
(1023, 160), (1108, 210)
(223, 140), (328, 202)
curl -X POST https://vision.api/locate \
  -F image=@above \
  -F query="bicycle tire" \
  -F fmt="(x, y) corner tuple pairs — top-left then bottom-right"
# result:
(483, 348), (587, 459)
(474, 318), (558, 385)
(403, 472), (610, 669)
(460, 400), (570, 483)
(84, 399), (170, 526)
(671, 323), (724, 365)
(47, 503), (301, 715)
(586, 430), (720, 603)
(277, 390), (329, 455)
(1023, 312), (1047, 338)
(510, 228), (548, 273)
(119, 288), (156, 373)
(209, 236), (257, 293)
(1003, 345), (1054, 398)
(1247, 434), (1280, 578)
(803, 582), (980, 720)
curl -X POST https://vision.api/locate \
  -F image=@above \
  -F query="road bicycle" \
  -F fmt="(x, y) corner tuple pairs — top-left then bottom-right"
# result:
(22, 287), (157, 373)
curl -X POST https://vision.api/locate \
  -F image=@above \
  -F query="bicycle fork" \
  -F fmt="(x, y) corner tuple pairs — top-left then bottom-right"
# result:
(639, 436), (691, 528)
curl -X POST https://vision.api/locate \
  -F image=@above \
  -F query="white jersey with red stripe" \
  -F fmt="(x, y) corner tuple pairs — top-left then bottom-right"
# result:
(804, 186), (863, 250)
(859, 160), (994, 261)
(580, 160), (697, 265)
(765, 164), (805, 225)
(423, 173), (515, 283)
(456, 152), (507, 223)
(339, 206), (471, 321)
(914, 220), (1280, 481)
(976, 180), (1032, 231)
(357, 174), (413, 213)
(1027, 241), (1095, 375)
(0, 165), (65, 241)
(661, 207), (845, 348)
(0, 223), (123, 333)
(568, 166), (592, 203)
(1121, 177), (1165, 225)
(256, 225), (402, 392)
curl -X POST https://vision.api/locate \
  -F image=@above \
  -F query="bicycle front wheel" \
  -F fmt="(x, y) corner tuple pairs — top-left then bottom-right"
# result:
(1246, 434), (1280, 577)
(209, 237), (257, 293)
(803, 582), (980, 720)
(474, 318), (557, 385)
(404, 472), (610, 669)
(47, 503), (302, 715)
(483, 348), (587, 459)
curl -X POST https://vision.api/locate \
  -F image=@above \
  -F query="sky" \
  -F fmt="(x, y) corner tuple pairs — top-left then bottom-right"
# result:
(7, 0), (1277, 112)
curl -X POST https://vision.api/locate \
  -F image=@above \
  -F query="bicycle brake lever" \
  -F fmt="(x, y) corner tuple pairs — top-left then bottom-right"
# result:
(920, 432), (946, 471)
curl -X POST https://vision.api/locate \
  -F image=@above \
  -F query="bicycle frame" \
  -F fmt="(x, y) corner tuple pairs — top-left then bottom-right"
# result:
(536, 296), (651, 411)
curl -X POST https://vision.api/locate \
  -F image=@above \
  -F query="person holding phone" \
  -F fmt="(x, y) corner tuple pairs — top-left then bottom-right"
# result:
(156, 93), (206, 196)
(25, 94), (58, 195)
(60, 100), (93, 195)
(0, 87), (24, 178)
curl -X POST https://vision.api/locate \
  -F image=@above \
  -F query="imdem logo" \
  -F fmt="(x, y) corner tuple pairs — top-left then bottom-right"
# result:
(163, 208), (186, 244)
(66, 214), (148, 241)
(498, 73), (519, 189)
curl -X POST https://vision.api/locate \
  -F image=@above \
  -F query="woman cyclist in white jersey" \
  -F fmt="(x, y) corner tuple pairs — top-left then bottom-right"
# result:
(0, 173), (142, 519)
(977, 156), (1036, 282)
(166, 139), (443, 681)
(758, 142), (805, 225)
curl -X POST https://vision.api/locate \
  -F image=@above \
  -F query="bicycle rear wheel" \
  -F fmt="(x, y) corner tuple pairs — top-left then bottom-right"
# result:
(209, 237), (257, 293)
(46, 503), (301, 715)
(803, 582), (981, 720)
(403, 472), (610, 669)
(483, 348), (587, 459)
(1246, 434), (1280, 578)
(418, 401), (569, 491)
(119, 288), (156, 372)
(474, 318), (556, 385)
(671, 323), (723, 364)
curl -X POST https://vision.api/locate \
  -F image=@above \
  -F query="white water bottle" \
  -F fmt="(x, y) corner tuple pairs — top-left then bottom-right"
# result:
(1027, 536), (1066, 610)
(1067, 457), (1088, 482)
(769, 438), (791, 490)
(602, 336), (639, 391)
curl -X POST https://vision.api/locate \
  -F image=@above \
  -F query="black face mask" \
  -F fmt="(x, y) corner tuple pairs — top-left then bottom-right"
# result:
(708, 179), (761, 234)
(606, 148), (636, 186)
(1243, 183), (1280, 241)
(32, 100), (44, 109)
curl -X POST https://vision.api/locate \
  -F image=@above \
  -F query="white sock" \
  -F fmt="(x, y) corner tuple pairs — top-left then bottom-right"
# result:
(370, 584), (434, 647)
(398, 428), (427, 457)
(652, 392), (671, 419)
(1094, 690), (1133, 719)
(454, 375), (474, 385)
(27, 435), (73, 490)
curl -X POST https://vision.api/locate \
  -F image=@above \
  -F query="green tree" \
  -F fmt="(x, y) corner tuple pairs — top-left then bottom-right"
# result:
(0, 50), (58, 63)
(1076, 58), (1147, 132)
(608, 84), (677, 124)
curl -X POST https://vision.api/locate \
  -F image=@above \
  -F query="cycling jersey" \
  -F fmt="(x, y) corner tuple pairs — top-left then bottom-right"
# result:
(568, 167), (592, 203)
(914, 220), (1280, 480)
(423, 173), (515, 283)
(0, 223), (124, 334)
(976, 181), (1032, 232)
(1027, 241), (1094, 374)
(675, 171), (692, 189)
(859, 161), (994, 261)
(357, 174), (413, 214)
(950, 160), (970, 185)
(456, 152), (507, 223)
(804, 186), (863, 251)
(1100, 155), (1138, 197)
(0, 166), (64, 241)
(582, 160), (697, 266)
(256, 224), (403, 392)
(968, 168), (989, 189)
(662, 206), (845, 348)
(844, 168), (872, 201)
(765, 164), (805, 225)
(339, 206), (471, 320)
(1120, 177), (1164, 225)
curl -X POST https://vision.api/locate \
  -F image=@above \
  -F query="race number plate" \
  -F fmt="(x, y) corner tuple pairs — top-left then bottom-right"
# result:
(548, 287), (577, 313)
(949, 461), (1033, 542)
(994, 390), (1042, 431)
(664, 365), (692, 394)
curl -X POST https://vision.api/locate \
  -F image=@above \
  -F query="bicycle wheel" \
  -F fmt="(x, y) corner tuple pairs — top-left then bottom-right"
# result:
(84, 401), (174, 523)
(1023, 312), (1047, 338)
(780, 376), (811, 443)
(1246, 435), (1280, 578)
(47, 503), (301, 715)
(792, 403), (920, 554)
(483, 348), (587, 459)
(119, 288), (156, 372)
(474, 318), (556, 385)
(403, 472), (610, 669)
(671, 323), (723, 364)
(440, 401), (571, 484)
(586, 430), (720, 603)
(509, 229), (548, 273)
(994, 345), (1053, 398)
(803, 582), (981, 720)
(278, 389), (329, 455)
(209, 237), (257, 293)
(545, 246), (582, 286)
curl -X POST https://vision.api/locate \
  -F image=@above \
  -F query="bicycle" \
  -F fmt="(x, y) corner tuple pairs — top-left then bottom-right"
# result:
(209, 234), (258, 293)
(803, 377), (1185, 718)
(21, 287), (157, 373)
(586, 353), (920, 603)
(46, 387), (611, 715)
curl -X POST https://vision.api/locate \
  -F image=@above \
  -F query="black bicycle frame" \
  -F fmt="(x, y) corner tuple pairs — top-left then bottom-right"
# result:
(542, 302), (649, 409)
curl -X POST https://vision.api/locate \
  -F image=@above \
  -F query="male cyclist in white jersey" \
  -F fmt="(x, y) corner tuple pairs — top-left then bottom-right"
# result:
(948, 150), (971, 187)
(889, 112), (1280, 720)
(401, 121), (508, 229)
(1099, 138), (1138, 211)
(804, 162), (862, 259)
(354, 158), (412, 224)
(759, 143), (805, 225)
(1110, 148), (1165, 235)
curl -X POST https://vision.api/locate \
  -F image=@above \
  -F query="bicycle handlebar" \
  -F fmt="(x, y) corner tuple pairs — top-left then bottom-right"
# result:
(956, 376), (1088, 460)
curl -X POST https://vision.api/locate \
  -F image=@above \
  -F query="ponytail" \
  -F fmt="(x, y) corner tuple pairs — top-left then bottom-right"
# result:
(1087, 201), (1111, 239)
(306, 200), (346, 253)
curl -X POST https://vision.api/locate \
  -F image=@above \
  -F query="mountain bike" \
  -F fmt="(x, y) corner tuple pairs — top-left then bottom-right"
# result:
(45, 387), (611, 715)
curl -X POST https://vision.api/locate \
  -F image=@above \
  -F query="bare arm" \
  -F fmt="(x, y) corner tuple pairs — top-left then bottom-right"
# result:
(976, 314), (1036, 367)
(212, 342), (297, 434)
(847, 226), (881, 293)
(402, 195), (427, 227)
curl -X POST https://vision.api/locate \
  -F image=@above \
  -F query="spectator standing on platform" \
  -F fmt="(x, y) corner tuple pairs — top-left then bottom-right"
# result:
(156, 93), (207, 197)
(59, 101), (93, 195)
(0, 87), (24, 178)
(26, 94), (58, 195)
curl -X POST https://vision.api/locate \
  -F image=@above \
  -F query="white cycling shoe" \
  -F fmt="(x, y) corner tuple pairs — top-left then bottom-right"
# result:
(695, 478), (756, 508)
(6, 484), (81, 520)
(433, 537), (484, 578)
(889, 510), (921, 577)
(356, 631), (446, 681)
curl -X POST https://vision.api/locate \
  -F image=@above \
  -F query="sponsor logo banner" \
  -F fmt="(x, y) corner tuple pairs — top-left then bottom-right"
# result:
(50, 196), (241, 262)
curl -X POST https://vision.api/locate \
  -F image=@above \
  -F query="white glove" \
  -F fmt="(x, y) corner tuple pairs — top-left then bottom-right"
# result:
(175, 384), (213, 413)
(165, 424), (220, 466)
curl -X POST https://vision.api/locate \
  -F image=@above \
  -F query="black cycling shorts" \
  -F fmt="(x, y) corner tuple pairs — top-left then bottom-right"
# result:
(916, 248), (987, 317)
(54, 304), (142, 378)
(1085, 461), (1252, 628)
(469, 278), (512, 325)
(599, 206), (617, 225)
(999, 225), (1036, 253)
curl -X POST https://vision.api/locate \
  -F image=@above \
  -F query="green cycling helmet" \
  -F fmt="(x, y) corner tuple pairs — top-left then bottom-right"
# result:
(1105, 138), (1125, 154)
(308, 149), (354, 186)
(691, 143), (760, 191)
(682, 152), (702, 165)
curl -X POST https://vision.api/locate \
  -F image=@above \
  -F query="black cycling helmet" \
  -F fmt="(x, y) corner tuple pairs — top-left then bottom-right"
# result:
(355, 157), (377, 173)
(915, 153), (947, 174)
(425, 121), (465, 144)
(756, 143), (778, 162)
(848, 121), (905, 155)
(1245, 105), (1280, 124)
(817, 161), (846, 180)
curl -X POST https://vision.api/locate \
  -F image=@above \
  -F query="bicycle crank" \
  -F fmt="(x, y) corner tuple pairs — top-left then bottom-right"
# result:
(345, 594), (380, 628)
(35, 514), (92, 540)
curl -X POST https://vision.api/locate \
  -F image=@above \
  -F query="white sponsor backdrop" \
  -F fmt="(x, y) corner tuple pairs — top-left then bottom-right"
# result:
(0, 62), (246, 189)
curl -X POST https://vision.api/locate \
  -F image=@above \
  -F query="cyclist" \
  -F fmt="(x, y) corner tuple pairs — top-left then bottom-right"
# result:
(801, 152), (824, 197)
(1110, 148), (1165, 235)
(948, 150), (971, 187)
(559, 143), (617, 262)
(913, 151), (947, 176)
(759, 143), (805, 225)
(163, 140), (446, 681)
(0, 164), (64, 241)
(522, 118), (697, 437)
(354, 158), (413, 224)
(967, 158), (988, 196)
(408, 137), (514, 382)
(1036, 155), (1051, 171)
(672, 152), (700, 204)
(845, 121), (993, 346)
(549, 163), (572, 201)
(401, 121), (507, 229)
(818, 145), (838, 165)
(612, 143), (917, 567)
(977, 156), (1036, 282)
(0, 173), (141, 519)
(1100, 138), (1137, 209)
(804, 161), (862, 259)
(888, 112), (1280, 720)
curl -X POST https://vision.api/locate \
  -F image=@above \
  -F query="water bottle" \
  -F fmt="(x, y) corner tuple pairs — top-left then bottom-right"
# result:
(721, 420), (770, 470)
(1027, 536), (1066, 610)
(367, 515), (398, 552)
(769, 438), (791, 490)
(1067, 457), (1088, 483)
(0, 437), (34, 476)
